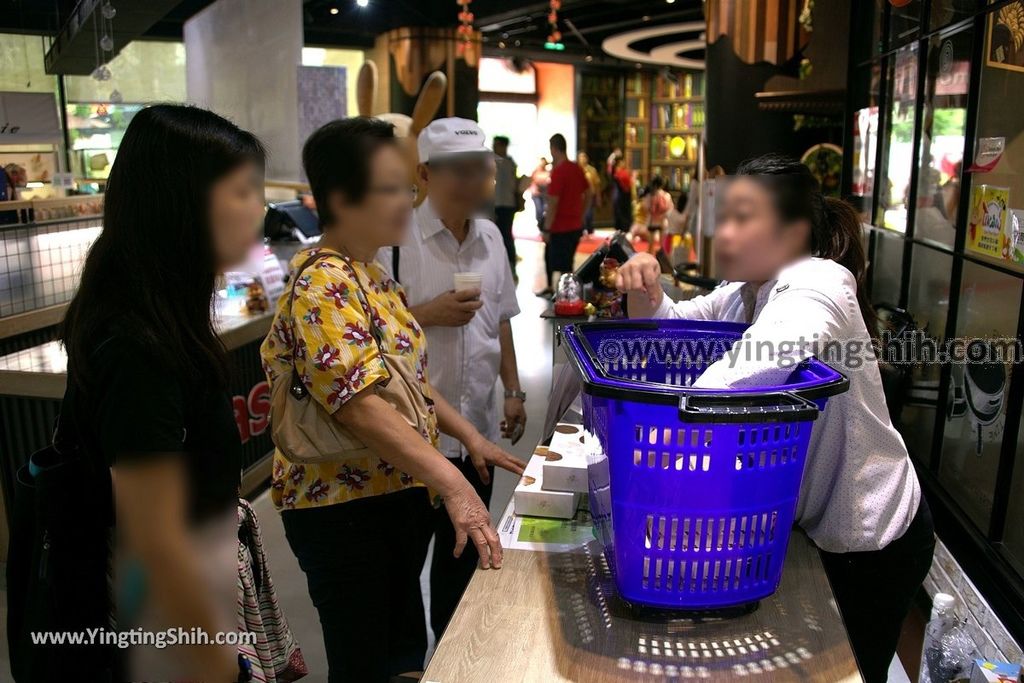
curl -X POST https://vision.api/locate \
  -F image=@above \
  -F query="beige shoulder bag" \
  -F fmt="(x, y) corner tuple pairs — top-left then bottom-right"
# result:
(269, 252), (433, 465)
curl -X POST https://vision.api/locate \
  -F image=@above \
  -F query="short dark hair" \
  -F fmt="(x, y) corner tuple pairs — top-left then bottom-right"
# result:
(493, 135), (509, 145)
(549, 133), (567, 153)
(303, 116), (397, 227)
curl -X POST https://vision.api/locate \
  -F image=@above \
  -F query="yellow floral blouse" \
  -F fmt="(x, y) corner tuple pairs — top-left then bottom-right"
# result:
(260, 247), (438, 510)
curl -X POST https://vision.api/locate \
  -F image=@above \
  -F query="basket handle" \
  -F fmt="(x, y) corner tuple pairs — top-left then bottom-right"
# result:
(678, 391), (821, 423)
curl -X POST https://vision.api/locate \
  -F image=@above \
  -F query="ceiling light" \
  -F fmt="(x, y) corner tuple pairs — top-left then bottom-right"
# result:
(356, 0), (368, 7)
(330, 6), (339, 14)
(585, 54), (593, 62)
(667, 0), (676, 3)
(642, 15), (651, 21)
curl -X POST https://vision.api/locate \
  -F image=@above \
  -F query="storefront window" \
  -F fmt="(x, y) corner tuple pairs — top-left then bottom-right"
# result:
(66, 103), (145, 179)
(938, 262), (1022, 531)
(1003, 405), (1024, 572)
(889, 0), (923, 47)
(929, 0), (977, 31)
(851, 63), (882, 201)
(913, 29), (972, 248)
(877, 44), (919, 233)
(0, 34), (57, 94)
(901, 245), (955, 464)
(963, 7), (1024, 272)
(870, 229), (904, 304)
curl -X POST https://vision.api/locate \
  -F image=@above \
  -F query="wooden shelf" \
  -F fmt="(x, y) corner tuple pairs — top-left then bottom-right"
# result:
(651, 158), (698, 165)
(652, 96), (704, 104)
(652, 128), (702, 135)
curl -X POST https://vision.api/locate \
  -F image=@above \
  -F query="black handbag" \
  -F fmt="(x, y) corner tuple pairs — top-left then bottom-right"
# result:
(6, 376), (118, 681)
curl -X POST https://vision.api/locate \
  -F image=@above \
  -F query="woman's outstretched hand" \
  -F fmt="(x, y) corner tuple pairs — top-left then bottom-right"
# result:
(614, 252), (664, 306)
(443, 483), (504, 569)
(465, 435), (528, 485)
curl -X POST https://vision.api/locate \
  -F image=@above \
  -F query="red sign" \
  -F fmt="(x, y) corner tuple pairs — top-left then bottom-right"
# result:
(233, 380), (271, 444)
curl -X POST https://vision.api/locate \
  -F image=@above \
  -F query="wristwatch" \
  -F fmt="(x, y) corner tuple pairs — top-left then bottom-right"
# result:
(504, 389), (527, 401)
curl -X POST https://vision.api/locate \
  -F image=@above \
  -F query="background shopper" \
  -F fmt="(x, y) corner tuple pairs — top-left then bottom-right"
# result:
(538, 133), (592, 296)
(491, 135), (520, 274)
(617, 154), (933, 683)
(610, 153), (633, 232)
(529, 156), (550, 229)
(379, 117), (525, 639)
(578, 151), (602, 234)
(58, 104), (266, 683)
(261, 117), (525, 683)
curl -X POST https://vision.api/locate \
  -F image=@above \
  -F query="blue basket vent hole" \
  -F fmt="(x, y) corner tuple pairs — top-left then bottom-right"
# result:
(639, 512), (779, 593)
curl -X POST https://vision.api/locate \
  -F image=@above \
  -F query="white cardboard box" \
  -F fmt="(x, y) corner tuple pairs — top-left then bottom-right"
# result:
(513, 448), (580, 519)
(542, 423), (590, 493)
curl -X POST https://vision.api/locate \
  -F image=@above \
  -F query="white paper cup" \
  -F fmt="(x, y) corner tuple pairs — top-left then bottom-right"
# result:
(453, 272), (483, 293)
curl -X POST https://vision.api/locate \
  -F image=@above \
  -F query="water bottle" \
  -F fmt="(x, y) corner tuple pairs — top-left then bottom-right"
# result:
(918, 593), (956, 683)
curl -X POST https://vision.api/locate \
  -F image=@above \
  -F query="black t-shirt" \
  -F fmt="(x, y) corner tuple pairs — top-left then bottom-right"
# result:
(69, 335), (242, 521)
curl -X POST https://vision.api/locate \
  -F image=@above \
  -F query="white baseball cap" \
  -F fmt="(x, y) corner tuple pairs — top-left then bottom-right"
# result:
(418, 117), (491, 163)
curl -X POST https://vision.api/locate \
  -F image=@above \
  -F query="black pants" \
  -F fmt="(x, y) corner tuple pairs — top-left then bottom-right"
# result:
(282, 488), (433, 683)
(820, 496), (935, 683)
(545, 229), (583, 288)
(429, 457), (494, 639)
(493, 206), (517, 271)
(613, 189), (632, 232)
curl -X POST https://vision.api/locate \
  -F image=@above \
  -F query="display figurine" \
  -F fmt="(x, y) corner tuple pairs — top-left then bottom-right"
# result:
(590, 257), (624, 319)
(246, 280), (268, 314)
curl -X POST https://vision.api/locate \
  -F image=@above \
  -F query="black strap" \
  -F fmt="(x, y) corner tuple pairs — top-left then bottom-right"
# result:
(391, 245), (401, 284)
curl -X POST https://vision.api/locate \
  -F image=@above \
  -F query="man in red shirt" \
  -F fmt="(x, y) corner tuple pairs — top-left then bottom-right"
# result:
(538, 133), (592, 296)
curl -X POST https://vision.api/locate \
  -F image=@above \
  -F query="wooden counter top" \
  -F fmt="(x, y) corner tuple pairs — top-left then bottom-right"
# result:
(423, 529), (861, 683)
(0, 311), (274, 398)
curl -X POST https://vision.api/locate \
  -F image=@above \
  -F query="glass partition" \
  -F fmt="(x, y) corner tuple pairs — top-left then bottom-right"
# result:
(938, 262), (1022, 531)
(877, 44), (919, 233)
(913, 29), (972, 248)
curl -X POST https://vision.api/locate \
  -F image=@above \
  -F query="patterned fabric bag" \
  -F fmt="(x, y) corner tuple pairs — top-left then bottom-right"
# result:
(237, 498), (308, 682)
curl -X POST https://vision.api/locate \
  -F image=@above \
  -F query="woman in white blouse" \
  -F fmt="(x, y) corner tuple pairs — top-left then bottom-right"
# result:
(616, 154), (933, 683)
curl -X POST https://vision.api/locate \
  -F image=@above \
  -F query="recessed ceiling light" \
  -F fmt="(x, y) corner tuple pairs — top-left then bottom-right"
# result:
(667, 0), (676, 4)
(356, 0), (368, 7)
(585, 54), (593, 62)
(642, 15), (651, 21)
(330, 6), (339, 14)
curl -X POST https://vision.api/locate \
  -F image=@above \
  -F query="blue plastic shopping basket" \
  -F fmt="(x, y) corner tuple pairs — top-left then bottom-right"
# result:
(562, 319), (849, 610)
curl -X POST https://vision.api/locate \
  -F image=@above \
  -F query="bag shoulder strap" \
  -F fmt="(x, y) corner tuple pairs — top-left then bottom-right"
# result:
(391, 245), (400, 284)
(287, 249), (392, 381)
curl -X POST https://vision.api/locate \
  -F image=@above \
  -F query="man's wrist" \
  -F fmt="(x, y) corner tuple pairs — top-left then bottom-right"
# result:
(504, 389), (526, 401)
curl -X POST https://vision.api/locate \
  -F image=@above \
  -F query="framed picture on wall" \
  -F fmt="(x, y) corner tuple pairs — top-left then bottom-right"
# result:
(986, 1), (1024, 73)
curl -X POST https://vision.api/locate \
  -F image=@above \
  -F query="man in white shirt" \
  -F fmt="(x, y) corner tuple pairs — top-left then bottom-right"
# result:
(378, 117), (525, 638)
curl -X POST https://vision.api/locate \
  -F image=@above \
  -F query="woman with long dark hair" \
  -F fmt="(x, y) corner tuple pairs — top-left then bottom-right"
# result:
(60, 104), (266, 682)
(616, 154), (933, 683)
